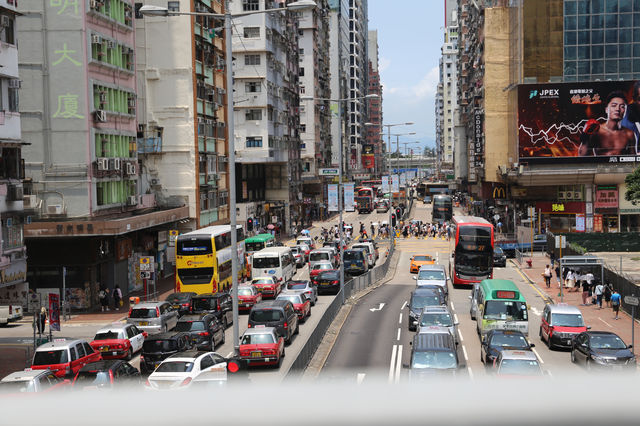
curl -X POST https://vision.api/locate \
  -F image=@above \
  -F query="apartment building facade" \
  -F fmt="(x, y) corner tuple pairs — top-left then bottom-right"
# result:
(365, 29), (382, 177)
(328, 0), (348, 175)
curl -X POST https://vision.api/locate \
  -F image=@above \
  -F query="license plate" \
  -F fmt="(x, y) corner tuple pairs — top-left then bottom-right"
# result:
(256, 288), (263, 293)
(350, 265), (357, 269)
(251, 351), (262, 358)
(100, 347), (109, 352)
(172, 305), (181, 309)
(320, 282), (330, 286)
(139, 321), (148, 326)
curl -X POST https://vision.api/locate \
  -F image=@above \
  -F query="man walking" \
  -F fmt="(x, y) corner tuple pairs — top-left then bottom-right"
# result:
(543, 264), (552, 288)
(594, 282), (604, 309)
(611, 289), (622, 320)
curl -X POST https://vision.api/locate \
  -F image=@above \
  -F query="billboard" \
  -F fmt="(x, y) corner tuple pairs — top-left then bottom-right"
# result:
(362, 144), (375, 169)
(344, 183), (355, 210)
(518, 81), (640, 164)
(328, 184), (338, 211)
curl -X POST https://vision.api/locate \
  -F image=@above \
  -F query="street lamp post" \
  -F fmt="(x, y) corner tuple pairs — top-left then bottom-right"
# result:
(140, 0), (317, 356)
(301, 94), (378, 304)
(401, 141), (419, 183)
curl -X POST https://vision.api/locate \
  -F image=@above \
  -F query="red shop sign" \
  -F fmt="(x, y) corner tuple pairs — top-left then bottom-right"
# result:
(536, 201), (585, 214)
(594, 189), (618, 209)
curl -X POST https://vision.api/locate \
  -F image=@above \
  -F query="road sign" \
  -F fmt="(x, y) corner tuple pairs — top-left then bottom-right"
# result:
(555, 235), (566, 249)
(139, 256), (154, 272)
(319, 168), (339, 176)
(625, 296), (639, 306)
(168, 230), (179, 247)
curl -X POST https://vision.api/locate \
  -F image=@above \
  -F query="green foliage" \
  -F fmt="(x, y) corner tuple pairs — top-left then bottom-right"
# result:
(624, 166), (640, 205)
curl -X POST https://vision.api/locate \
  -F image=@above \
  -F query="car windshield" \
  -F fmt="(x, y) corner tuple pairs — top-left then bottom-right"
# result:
(93, 331), (122, 340)
(413, 256), (432, 261)
(241, 333), (276, 345)
(0, 380), (36, 393)
(290, 248), (299, 254)
(312, 264), (331, 271)
(551, 313), (584, 327)
(483, 301), (528, 321)
(490, 334), (529, 348)
(175, 321), (206, 332)
(238, 288), (255, 296)
(253, 257), (280, 268)
(143, 340), (177, 353)
(494, 248), (504, 255)
(250, 310), (283, 322)
(411, 351), (457, 369)
(252, 279), (273, 285)
(590, 334), (627, 350)
(420, 313), (453, 327)
(192, 298), (217, 311)
(499, 359), (542, 376)
(343, 251), (362, 261)
(277, 295), (302, 304)
(318, 271), (339, 280)
(288, 283), (308, 290)
(129, 308), (157, 319)
(156, 361), (194, 373)
(411, 295), (441, 308)
(33, 349), (68, 365)
(417, 270), (445, 280)
(166, 293), (191, 303)
(310, 253), (329, 261)
(74, 371), (111, 387)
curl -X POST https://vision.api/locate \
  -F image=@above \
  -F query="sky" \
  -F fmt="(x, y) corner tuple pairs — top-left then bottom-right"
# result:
(368, 0), (445, 155)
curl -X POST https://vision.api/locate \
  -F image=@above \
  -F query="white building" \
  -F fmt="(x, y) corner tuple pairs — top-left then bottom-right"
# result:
(328, 0), (349, 171)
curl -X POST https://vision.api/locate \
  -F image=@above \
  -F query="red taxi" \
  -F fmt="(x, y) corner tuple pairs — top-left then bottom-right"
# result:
(276, 291), (311, 322)
(31, 339), (101, 378)
(539, 304), (590, 349)
(251, 276), (281, 298)
(310, 262), (334, 281)
(238, 327), (285, 368)
(238, 285), (263, 311)
(89, 323), (147, 360)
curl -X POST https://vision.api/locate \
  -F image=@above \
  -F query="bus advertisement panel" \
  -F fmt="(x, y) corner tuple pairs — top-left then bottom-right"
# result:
(449, 216), (494, 286)
(176, 225), (245, 294)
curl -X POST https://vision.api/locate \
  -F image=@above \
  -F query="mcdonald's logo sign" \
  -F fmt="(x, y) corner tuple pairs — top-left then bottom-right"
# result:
(492, 186), (506, 199)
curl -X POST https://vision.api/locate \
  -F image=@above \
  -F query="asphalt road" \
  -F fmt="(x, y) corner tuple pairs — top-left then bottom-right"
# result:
(321, 201), (586, 383)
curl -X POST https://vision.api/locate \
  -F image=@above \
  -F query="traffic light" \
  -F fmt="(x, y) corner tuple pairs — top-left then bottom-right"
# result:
(247, 218), (253, 232)
(396, 207), (402, 219)
(391, 214), (396, 228)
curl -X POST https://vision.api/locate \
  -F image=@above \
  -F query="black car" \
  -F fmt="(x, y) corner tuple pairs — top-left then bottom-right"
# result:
(174, 314), (225, 351)
(571, 331), (636, 369)
(139, 331), (193, 374)
(493, 247), (507, 267)
(190, 293), (234, 328)
(481, 330), (533, 367)
(72, 360), (140, 389)
(315, 270), (341, 295)
(407, 288), (446, 331)
(248, 300), (299, 344)
(165, 292), (197, 316)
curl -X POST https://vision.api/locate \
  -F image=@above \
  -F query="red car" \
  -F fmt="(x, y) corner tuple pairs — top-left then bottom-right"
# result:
(89, 323), (147, 360)
(251, 276), (281, 298)
(276, 292), (311, 322)
(238, 285), (263, 311)
(239, 327), (285, 368)
(309, 262), (334, 281)
(31, 339), (101, 378)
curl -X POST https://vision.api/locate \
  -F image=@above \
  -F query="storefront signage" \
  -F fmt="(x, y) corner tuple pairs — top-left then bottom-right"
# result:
(0, 260), (27, 288)
(492, 186), (507, 199)
(537, 201), (585, 214)
(575, 214), (586, 232)
(49, 293), (60, 332)
(168, 230), (179, 247)
(474, 109), (484, 168)
(319, 168), (339, 176)
(552, 204), (564, 212)
(595, 187), (618, 209)
(593, 214), (603, 232)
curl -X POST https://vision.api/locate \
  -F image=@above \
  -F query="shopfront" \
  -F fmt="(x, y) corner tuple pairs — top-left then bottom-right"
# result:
(594, 185), (619, 233)
(619, 183), (640, 232)
(536, 201), (585, 233)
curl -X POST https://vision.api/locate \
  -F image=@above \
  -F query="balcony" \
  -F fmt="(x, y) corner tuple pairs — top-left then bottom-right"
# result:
(137, 137), (162, 154)
(0, 111), (21, 140)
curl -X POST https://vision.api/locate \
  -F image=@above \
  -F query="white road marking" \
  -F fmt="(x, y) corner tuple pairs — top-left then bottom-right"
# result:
(398, 313), (403, 324)
(453, 313), (459, 324)
(396, 327), (401, 341)
(531, 307), (542, 316)
(388, 345), (397, 383)
(401, 301), (408, 310)
(357, 373), (366, 384)
(599, 317), (614, 328)
(395, 345), (403, 383)
(462, 345), (469, 361)
(531, 347), (545, 364)
(457, 329), (464, 342)
(450, 301), (455, 311)
(370, 303), (385, 312)
(226, 351), (233, 358)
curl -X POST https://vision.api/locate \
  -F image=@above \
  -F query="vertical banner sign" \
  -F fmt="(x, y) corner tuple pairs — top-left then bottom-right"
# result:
(391, 175), (400, 192)
(344, 183), (355, 211)
(474, 109), (484, 168)
(49, 293), (60, 331)
(328, 184), (338, 212)
(381, 176), (390, 193)
(400, 173), (406, 186)
(593, 214), (604, 232)
(575, 213), (586, 232)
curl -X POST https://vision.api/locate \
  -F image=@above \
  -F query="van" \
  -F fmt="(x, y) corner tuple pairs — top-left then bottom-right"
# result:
(343, 248), (368, 275)
(407, 331), (463, 379)
(248, 300), (299, 344)
(308, 249), (335, 270)
(476, 279), (529, 339)
(296, 237), (315, 250)
(540, 304), (590, 349)
(352, 242), (375, 268)
(251, 246), (295, 283)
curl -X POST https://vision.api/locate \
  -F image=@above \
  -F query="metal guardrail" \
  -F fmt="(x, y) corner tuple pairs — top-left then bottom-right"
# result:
(287, 242), (396, 376)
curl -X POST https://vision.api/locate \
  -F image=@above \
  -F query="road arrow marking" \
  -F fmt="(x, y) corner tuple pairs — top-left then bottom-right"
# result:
(531, 307), (542, 316)
(370, 303), (385, 312)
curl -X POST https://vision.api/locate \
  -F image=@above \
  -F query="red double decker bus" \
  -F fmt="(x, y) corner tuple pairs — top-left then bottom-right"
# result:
(449, 216), (494, 286)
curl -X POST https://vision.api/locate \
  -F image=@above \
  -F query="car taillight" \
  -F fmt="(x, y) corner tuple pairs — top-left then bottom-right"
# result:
(180, 377), (192, 387)
(145, 379), (150, 387)
(199, 332), (210, 336)
(247, 323), (252, 328)
(181, 303), (189, 307)
(155, 307), (160, 317)
(284, 322), (288, 329)
(332, 280), (339, 285)
(128, 308), (132, 317)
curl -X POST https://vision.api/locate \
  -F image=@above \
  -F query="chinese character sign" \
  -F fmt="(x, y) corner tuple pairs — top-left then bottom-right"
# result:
(328, 184), (338, 212)
(595, 188), (618, 208)
(391, 175), (399, 193)
(344, 183), (354, 211)
(575, 214), (586, 232)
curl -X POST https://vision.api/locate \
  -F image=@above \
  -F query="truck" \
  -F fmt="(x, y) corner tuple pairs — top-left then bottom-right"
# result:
(0, 304), (23, 326)
(355, 196), (372, 214)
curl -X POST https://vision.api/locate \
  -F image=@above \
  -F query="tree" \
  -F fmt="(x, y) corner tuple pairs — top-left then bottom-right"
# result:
(625, 166), (640, 205)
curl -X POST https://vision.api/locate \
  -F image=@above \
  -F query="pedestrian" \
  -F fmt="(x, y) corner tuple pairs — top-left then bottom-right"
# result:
(604, 282), (612, 308)
(594, 281), (604, 309)
(543, 264), (552, 288)
(37, 306), (47, 335)
(565, 269), (575, 290)
(113, 285), (123, 310)
(554, 262), (561, 287)
(99, 287), (110, 312)
(611, 289), (622, 320)
(581, 278), (590, 305)
(370, 222), (375, 238)
(497, 220), (503, 234)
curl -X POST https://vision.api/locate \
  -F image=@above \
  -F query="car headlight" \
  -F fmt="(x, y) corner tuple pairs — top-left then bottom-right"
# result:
(626, 356), (636, 364)
(409, 311), (418, 319)
(592, 355), (610, 364)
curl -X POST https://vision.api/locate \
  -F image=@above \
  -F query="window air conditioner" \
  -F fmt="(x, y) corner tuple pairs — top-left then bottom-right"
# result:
(558, 191), (566, 199)
(127, 195), (138, 206)
(97, 158), (109, 170)
(112, 158), (121, 171)
(47, 205), (63, 215)
(91, 34), (102, 44)
(565, 191), (574, 200)
(94, 110), (107, 122)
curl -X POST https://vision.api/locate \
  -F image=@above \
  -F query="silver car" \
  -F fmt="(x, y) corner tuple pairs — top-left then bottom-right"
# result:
(127, 301), (179, 334)
(417, 306), (459, 342)
(290, 246), (305, 267)
(286, 280), (318, 306)
(414, 264), (449, 299)
(308, 248), (336, 270)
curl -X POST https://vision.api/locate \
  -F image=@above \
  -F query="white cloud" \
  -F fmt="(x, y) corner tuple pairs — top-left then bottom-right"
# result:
(412, 67), (440, 99)
(379, 57), (391, 73)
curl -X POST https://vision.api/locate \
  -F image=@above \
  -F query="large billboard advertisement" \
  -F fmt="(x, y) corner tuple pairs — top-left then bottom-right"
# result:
(362, 144), (375, 169)
(518, 81), (640, 164)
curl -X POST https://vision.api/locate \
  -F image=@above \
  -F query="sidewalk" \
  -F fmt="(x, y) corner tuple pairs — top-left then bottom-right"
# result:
(513, 253), (637, 346)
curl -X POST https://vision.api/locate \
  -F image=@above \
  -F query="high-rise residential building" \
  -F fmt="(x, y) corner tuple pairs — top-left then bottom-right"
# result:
(230, 0), (302, 234)
(328, 0), (349, 173)
(17, 0), (188, 308)
(365, 29), (383, 177)
(441, 1), (459, 172)
(298, 0), (331, 218)
(346, 0), (368, 180)
(0, 1), (27, 307)
(435, 60), (444, 175)
(135, 0), (230, 230)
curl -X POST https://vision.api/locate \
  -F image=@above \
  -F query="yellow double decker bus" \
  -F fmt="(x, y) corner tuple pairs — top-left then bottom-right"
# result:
(175, 225), (245, 294)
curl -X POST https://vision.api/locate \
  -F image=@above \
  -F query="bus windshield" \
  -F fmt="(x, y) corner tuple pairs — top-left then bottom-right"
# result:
(483, 300), (528, 321)
(455, 225), (493, 276)
(253, 256), (280, 269)
(454, 251), (492, 276)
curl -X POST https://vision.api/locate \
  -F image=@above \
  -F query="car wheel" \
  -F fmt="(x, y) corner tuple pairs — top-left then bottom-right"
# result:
(570, 350), (576, 363)
(221, 330), (226, 345)
(210, 337), (216, 350)
(539, 326), (542, 339)
(125, 348), (132, 361)
(294, 322), (300, 335)
(162, 325), (168, 333)
(223, 318), (228, 329)
(275, 354), (282, 368)
(307, 309), (311, 318)
(282, 347), (286, 358)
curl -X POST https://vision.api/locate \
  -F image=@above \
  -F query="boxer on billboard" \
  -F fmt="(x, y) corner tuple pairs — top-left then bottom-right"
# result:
(578, 91), (636, 156)
(621, 81), (640, 146)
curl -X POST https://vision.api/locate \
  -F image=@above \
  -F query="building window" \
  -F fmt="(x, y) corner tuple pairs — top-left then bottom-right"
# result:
(245, 54), (260, 65)
(8, 88), (18, 112)
(300, 124), (306, 133)
(299, 48), (304, 55)
(243, 27), (260, 38)
(299, 67), (305, 76)
(299, 86), (305, 94)
(242, 0), (259, 12)
(245, 82), (261, 93)
(245, 109), (262, 121)
(167, 1), (179, 11)
(246, 137), (263, 148)
(0, 15), (15, 45)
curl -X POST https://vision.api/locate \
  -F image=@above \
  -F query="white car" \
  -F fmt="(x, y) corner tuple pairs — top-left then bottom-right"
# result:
(89, 323), (146, 360)
(146, 350), (227, 390)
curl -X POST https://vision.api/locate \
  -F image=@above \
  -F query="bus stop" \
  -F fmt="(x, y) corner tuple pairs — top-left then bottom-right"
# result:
(558, 255), (605, 303)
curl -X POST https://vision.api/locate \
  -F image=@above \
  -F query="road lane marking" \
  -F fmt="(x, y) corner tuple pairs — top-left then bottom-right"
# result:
(357, 373), (366, 384)
(453, 313), (459, 324)
(398, 313), (403, 324)
(450, 301), (455, 310)
(599, 317), (613, 328)
(401, 301), (407, 310)
(458, 329), (464, 342)
(369, 303), (385, 312)
(531, 307), (542, 316)
(226, 351), (233, 358)
(396, 327), (401, 341)
(467, 367), (474, 379)
(388, 345), (397, 383)
(514, 264), (549, 301)
(462, 345), (469, 361)
(395, 345), (403, 383)
(531, 347), (545, 364)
